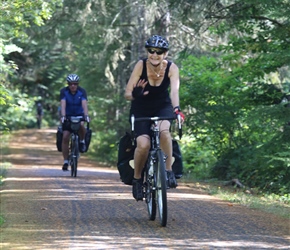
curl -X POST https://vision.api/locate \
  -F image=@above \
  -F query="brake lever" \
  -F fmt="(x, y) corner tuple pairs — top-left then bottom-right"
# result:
(130, 115), (135, 132)
(177, 114), (182, 139)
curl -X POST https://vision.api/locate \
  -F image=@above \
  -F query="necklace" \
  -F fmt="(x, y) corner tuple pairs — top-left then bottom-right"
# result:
(148, 61), (163, 77)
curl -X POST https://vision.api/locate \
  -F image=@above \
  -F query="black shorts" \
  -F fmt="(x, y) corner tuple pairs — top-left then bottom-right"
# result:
(62, 120), (83, 133)
(62, 120), (73, 133)
(131, 104), (174, 137)
(62, 115), (84, 132)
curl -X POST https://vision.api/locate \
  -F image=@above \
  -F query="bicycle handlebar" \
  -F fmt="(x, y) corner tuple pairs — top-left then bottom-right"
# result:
(68, 115), (85, 120)
(66, 116), (90, 129)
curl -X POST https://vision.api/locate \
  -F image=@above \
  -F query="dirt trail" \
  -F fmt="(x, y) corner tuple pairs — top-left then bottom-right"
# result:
(0, 129), (289, 250)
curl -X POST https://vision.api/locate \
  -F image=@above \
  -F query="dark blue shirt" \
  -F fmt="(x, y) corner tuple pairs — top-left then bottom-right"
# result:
(60, 86), (87, 116)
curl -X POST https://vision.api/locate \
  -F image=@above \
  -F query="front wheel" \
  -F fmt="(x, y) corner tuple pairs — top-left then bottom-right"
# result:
(70, 137), (78, 177)
(145, 162), (156, 221)
(156, 149), (167, 227)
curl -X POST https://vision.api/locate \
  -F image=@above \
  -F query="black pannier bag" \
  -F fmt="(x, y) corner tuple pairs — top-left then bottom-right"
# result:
(172, 139), (183, 179)
(56, 126), (63, 152)
(117, 132), (135, 185)
(84, 124), (92, 152)
(117, 133), (183, 184)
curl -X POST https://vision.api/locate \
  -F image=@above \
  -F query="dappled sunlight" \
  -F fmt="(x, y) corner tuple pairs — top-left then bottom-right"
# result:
(7, 143), (56, 150)
(1, 232), (289, 249)
(38, 193), (131, 200)
(1, 174), (223, 202)
(2, 177), (55, 182)
(1, 176), (118, 183)
(1, 192), (211, 201)
(3, 154), (50, 160)
(1, 178), (221, 201)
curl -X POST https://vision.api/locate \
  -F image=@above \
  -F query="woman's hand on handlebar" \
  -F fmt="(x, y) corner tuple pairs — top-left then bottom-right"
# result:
(175, 110), (185, 124)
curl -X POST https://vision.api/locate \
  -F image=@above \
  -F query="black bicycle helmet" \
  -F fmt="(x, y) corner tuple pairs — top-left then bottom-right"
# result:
(145, 35), (169, 51)
(66, 74), (80, 83)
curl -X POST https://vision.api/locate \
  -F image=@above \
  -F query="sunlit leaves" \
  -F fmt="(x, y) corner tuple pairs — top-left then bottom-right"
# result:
(212, 0), (290, 78)
(1, 0), (60, 39)
(179, 51), (290, 193)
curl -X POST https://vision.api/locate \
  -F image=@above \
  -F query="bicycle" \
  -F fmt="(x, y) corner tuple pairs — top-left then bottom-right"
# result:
(131, 113), (182, 227)
(67, 116), (88, 177)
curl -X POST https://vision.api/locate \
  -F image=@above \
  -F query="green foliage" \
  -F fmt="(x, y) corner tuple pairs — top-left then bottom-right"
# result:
(0, 0), (63, 131)
(0, 216), (4, 226)
(179, 135), (216, 179)
(212, 106), (290, 193)
(179, 53), (290, 194)
(85, 94), (131, 165)
(0, 161), (10, 226)
(1, 0), (61, 40)
(88, 128), (118, 166)
(0, 89), (43, 130)
(212, 0), (290, 80)
(0, 162), (9, 185)
(2, 0), (290, 196)
(196, 0), (290, 195)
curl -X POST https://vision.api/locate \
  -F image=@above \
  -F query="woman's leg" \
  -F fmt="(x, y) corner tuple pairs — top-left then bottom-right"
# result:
(159, 120), (172, 171)
(133, 135), (150, 179)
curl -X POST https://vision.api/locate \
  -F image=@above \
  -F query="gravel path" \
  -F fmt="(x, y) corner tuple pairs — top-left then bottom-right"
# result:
(0, 129), (289, 249)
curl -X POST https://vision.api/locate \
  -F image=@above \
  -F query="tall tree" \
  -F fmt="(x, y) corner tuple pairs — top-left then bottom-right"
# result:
(0, 0), (63, 129)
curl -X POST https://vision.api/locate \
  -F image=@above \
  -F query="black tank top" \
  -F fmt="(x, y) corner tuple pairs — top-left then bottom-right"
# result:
(131, 59), (172, 114)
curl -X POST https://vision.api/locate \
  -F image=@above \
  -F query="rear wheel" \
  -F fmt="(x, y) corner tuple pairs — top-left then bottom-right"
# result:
(145, 161), (156, 221)
(156, 149), (167, 227)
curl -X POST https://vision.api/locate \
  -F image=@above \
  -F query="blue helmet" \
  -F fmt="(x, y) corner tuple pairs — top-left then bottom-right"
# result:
(66, 74), (80, 83)
(145, 35), (169, 51)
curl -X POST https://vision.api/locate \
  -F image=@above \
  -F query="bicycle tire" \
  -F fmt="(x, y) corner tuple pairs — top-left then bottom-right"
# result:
(70, 138), (75, 177)
(156, 149), (167, 227)
(70, 136), (78, 177)
(145, 161), (156, 221)
(72, 136), (78, 177)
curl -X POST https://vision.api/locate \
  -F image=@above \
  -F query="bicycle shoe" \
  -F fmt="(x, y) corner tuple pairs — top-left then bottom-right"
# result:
(132, 178), (143, 201)
(166, 170), (177, 188)
(62, 163), (68, 171)
(80, 141), (86, 153)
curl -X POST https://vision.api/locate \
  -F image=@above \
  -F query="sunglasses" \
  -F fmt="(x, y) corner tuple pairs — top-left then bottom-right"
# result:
(147, 48), (165, 55)
(68, 82), (79, 86)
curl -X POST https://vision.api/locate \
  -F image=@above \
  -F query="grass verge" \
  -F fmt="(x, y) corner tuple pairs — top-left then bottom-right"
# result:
(0, 162), (10, 226)
(0, 216), (5, 226)
(213, 187), (290, 219)
(180, 176), (290, 219)
(0, 164), (9, 184)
